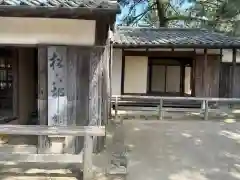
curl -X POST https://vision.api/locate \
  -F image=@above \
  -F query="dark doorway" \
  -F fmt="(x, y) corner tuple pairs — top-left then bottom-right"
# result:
(0, 49), (13, 116)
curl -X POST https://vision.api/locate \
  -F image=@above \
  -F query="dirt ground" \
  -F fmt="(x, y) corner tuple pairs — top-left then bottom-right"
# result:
(0, 118), (239, 180)
(123, 120), (240, 180)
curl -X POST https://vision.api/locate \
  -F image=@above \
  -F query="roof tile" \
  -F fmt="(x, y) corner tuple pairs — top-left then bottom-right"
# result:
(113, 26), (240, 48)
(0, 0), (119, 9)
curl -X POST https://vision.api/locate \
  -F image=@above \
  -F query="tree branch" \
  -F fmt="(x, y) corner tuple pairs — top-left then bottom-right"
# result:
(124, 2), (156, 25)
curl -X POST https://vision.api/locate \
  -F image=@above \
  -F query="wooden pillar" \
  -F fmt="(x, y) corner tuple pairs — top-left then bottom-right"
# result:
(180, 63), (185, 96)
(203, 49), (208, 97)
(38, 47), (50, 153)
(109, 43), (113, 119)
(12, 48), (19, 118)
(89, 47), (108, 152)
(65, 47), (78, 154)
(75, 48), (90, 154)
(231, 48), (237, 97)
(201, 49), (208, 110)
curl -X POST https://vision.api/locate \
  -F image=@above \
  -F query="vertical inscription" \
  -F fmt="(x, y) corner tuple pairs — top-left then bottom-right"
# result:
(48, 46), (67, 126)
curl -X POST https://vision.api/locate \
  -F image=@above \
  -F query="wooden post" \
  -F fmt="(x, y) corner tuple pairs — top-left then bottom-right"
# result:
(115, 96), (118, 120)
(109, 43), (113, 120)
(204, 100), (208, 120)
(38, 47), (50, 153)
(75, 48), (90, 154)
(231, 48), (237, 98)
(180, 64), (185, 96)
(203, 49), (208, 97)
(158, 99), (163, 120)
(89, 47), (103, 152)
(12, 48), (19, 118)
(201, 99), (205, 110)
(83, 134), (93, 180)
(201, 49), (208, 111)
(65, 47), (78, 154)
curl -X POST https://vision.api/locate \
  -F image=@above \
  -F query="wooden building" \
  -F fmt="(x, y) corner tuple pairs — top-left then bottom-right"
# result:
(112, 27), (240, 100)
(0, 0), (120, 153)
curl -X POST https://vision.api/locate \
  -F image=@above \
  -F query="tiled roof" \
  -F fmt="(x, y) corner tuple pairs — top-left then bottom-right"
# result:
(113, 26), (240, 48)
(0, 0), (119, 10)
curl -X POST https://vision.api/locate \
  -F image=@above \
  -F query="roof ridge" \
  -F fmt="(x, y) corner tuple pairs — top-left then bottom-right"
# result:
(116, 26), (208, 32)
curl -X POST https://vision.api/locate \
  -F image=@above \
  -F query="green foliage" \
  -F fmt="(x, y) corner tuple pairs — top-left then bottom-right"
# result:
(186, 0), (240, 34)
(118, 0), (240, 35)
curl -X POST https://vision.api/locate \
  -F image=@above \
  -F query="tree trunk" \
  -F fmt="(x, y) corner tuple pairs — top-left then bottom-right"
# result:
(156, 0), (167, 27)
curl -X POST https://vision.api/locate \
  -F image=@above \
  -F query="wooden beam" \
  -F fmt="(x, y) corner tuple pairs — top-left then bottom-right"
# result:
(0, 153), (83, 164)
(95, 18), (108, 46)
(123, 50), (195, 57)
(0, 125), (105, 136)
(231, 48), (237, 97)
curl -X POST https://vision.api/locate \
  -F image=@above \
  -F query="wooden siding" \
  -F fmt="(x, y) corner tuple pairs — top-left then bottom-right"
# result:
(219, 63), (240, 98)
(195, 55), (220, 97)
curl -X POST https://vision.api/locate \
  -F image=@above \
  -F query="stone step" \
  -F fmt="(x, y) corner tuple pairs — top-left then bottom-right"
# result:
(0, 144), (37, 154)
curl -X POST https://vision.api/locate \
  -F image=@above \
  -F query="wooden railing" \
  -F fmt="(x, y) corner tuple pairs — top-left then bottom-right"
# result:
(0, 125), (105, 180)
(112, 95), (240, 120)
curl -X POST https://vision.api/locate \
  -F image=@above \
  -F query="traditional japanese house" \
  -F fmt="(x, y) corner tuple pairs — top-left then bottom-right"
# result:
(0, 0), (120, 153)
(111, 26), (240, 106)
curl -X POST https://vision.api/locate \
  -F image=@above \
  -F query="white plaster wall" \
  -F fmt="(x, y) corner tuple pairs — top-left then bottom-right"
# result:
(124, 56), (148, 93)
(0, 17), (95, 45)
(222, 50), (240, 62)
(112, 49), (122, 95)
(185, 67), (191, 95)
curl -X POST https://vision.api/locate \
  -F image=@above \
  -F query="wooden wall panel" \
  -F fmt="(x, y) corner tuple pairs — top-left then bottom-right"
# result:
(207, 56), (220, 97)
(219, 63), (240, 98)
(194, 55), (220, 97)
(232, 66), (240, 97)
